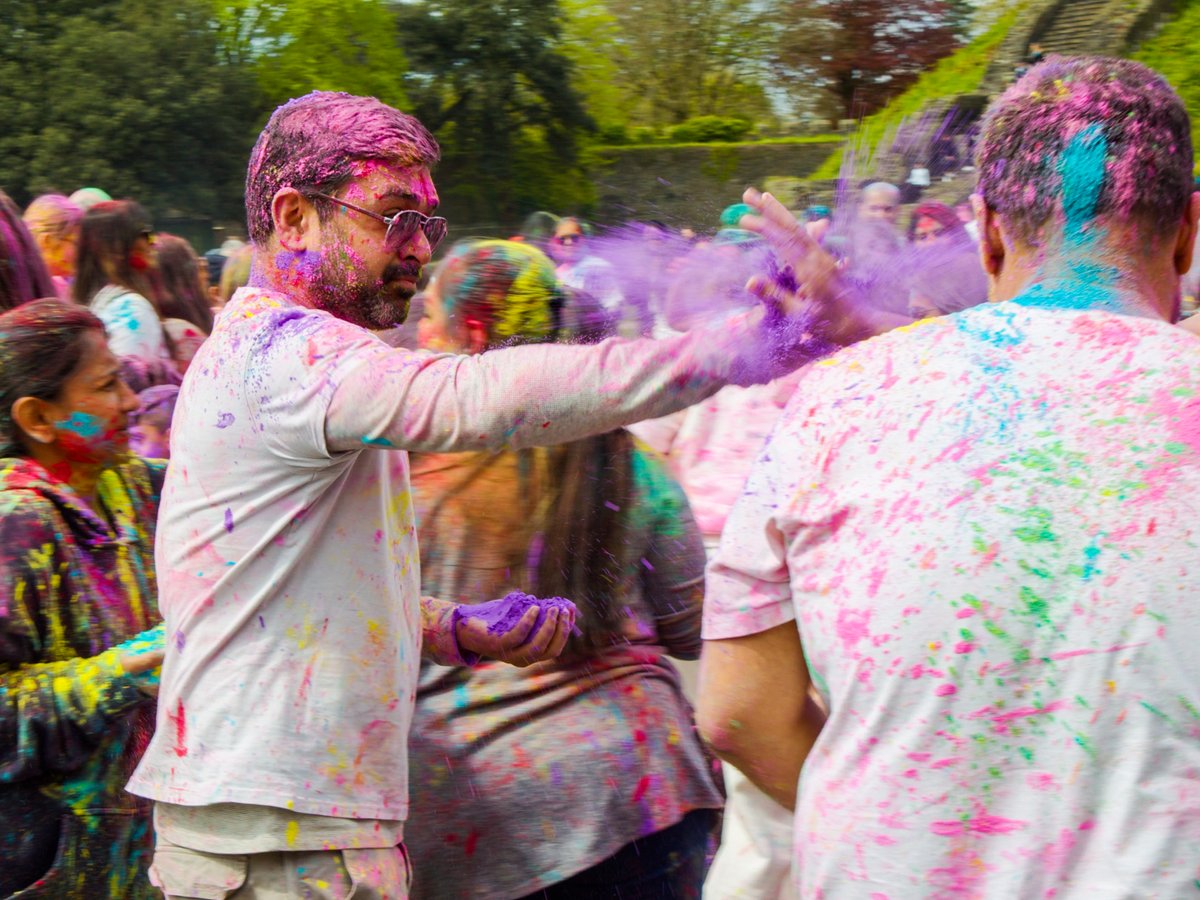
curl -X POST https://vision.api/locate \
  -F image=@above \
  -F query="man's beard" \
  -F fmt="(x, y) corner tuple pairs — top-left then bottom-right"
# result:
(313, 253), (419, 330)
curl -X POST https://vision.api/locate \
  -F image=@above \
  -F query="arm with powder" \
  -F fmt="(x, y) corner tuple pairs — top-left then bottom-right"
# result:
(323, 306), (818, 455)
(695, 409), (827, 809)
(0, 514), (152, 780)
(419, 594), (573, 667)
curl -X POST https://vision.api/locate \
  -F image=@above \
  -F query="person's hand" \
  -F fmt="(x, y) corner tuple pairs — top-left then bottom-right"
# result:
(455, 603), (576, 667)
(120, 648), (165, 697)
(739, 187), (875, 345)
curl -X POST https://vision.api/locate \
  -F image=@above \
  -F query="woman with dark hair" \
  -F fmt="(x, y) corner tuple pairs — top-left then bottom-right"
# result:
(153, 234), (213, 375)
(72, 200), (173, 369)
(406, 240), (722, 900)
(0, 299), (165, 898)
(0, 191), (57, 311)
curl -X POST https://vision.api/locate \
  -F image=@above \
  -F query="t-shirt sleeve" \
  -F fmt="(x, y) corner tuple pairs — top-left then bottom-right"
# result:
(702, 432), (797, 640)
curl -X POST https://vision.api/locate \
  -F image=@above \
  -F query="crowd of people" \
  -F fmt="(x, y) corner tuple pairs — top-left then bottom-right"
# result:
(1, 53), (1199, 900)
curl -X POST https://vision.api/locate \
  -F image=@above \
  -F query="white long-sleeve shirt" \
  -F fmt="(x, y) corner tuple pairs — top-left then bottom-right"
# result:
(129, 285), (811, 822)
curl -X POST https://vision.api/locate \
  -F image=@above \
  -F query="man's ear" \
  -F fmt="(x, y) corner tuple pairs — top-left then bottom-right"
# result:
(11, 397), (57, 447)
(1174, 191), (1200, 277)
(271, 188), (320, 252)
(972, 193), (1005, 278)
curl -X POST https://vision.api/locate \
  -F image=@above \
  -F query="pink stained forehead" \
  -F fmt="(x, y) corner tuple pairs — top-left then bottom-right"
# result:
(341, 160), (439, 211)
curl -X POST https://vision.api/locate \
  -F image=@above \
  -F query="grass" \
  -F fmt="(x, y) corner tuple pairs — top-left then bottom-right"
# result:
(1132, 0), (1200, 169)
(809, 1), (1032, 180)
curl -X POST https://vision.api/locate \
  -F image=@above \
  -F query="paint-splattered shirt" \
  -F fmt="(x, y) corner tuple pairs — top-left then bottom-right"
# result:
(705, 302), (1200, 897)
(0, 456), (164, 898)
(405, 444), (721, 899)
(129, 286), (800, 828)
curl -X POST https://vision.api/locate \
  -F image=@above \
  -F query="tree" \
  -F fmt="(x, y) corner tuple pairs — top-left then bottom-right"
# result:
(0, 0), (256, 221)
(211, 0), (411, 111)
(562, 0), (775, 131)
(776, 0), (965, 124)
(395, 0), (595, 225)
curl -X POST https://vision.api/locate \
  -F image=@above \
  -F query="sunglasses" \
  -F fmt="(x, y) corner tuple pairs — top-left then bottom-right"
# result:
(310, 191), (448, 253)
(554, 233), (582, 245)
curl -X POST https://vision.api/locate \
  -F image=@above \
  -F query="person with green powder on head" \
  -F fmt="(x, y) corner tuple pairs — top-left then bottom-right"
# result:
(406, 239), (722, 899)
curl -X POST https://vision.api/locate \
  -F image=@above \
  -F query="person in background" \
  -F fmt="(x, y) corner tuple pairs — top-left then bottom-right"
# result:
(548, 216), (625, 325)
(698, 55), (1200, 899)
(73, 201), (174, 376)
(0, 191), (57, 312)
(955, 196), (981, 243)
(843, 183), (909, 320)
(202, 250), (227, 307)
(633, 231), (803, 900)
(407, 239), (722, 900)
(154, 235), (214, 375)
(905, 201), (989, 319)
(215, 242), (252, 309)
(23, 193), (83, 299)
(129, 384), (180, 460)
(0, 299), (166, 899)
(69, 187), (112, 213)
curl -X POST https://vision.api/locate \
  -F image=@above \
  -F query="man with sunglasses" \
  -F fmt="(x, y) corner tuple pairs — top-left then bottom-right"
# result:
(128, 90), (861, 898)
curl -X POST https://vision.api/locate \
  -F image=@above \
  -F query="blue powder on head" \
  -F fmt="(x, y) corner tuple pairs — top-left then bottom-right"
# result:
(1057, 122), (1108, 243)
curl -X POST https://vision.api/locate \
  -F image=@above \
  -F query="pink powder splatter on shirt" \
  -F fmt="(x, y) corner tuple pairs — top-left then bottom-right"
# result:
(836, 607), (872, 650)
(935, 684), (957, 696)
(930, 813), (1027, 836)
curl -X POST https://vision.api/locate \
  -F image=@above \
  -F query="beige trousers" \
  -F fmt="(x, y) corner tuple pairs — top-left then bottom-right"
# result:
(150, 834), (411, 900)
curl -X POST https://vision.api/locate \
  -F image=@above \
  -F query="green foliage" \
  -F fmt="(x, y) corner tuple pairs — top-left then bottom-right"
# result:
(211, 0), (410, 112)
(668, 116), (754, 144)
(562, 0), (774, 130)
(1133, 0), (1200, 167)
(810, 2), (1028, 179)
(0, 0), (256, 221)
(630, 126), (661, 145)
(397, 0), (595, 225)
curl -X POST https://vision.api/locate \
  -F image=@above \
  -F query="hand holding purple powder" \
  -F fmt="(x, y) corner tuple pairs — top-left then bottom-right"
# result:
(456, 591), (580, 640)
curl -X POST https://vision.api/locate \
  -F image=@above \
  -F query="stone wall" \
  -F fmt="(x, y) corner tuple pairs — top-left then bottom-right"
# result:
(586, 140), (842, 230)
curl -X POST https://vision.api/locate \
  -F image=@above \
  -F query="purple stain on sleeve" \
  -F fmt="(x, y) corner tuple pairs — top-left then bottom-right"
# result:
(224, 508), (234, 533)
(175, 630), (186, 652)
(215, 412), (235, 429)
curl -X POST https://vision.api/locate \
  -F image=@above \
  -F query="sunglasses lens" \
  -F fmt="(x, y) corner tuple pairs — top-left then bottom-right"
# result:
(424, 217), (448, 251)
(387, 212), (448, 252)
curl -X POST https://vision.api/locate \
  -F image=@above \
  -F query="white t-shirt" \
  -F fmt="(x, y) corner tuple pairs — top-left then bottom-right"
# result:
(706, 303), (1200, 897)
(128, 286), (799, 822)
(90, 284), (166, 362)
